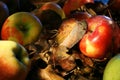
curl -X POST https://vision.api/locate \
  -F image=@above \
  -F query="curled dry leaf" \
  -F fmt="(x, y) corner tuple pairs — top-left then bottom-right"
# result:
(49, 45), (76, 71)
(38, 65), (64, 80)
(55, 18), (87, 49)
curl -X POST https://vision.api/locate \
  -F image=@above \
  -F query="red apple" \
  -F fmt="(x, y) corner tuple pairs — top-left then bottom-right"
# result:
(69, 11), (92, 21)
(62, 0), (94, 17)
(0, 1), (9, 31)
(31, 2), (65, 20)
(79, 15), (114, 59)
(1, 12), (42, 46)
(31, 2), (64, 31)
(112, 23), (120, 52)
(108, 0), (120, 11)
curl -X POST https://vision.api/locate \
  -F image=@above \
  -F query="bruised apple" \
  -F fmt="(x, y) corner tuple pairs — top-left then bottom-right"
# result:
(79, 15), (114, 59)
(0, 40), (31, 80)
(1, 12), (42, 46)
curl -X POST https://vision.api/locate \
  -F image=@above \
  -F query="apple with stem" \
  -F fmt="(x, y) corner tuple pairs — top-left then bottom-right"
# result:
(79, 15), (114, 59)
(1, 12), (42, 46)
(0, 40), (31, 80)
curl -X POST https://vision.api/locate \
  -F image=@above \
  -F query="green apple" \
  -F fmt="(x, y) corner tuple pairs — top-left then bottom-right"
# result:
(0, 40), (31, 80)
(1, 12), (42, 46)
(103, 54), (120, 80)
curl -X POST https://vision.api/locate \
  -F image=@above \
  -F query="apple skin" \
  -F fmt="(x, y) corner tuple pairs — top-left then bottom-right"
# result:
(0, 40), (31, 80)
(31, 2), (65, 20)
(69, 12), (92, 21)
(108, 0), (120, 11)
(31, 2), (64, 31)
(1, 0), (20, 14)
(0, 1), (9, 31)
(62, 0), (94, 17)
(103, 54), (120, 80)
(79, 15), (114, 59)
(1, 12), (42, 46)
(113, 23), (120, 52)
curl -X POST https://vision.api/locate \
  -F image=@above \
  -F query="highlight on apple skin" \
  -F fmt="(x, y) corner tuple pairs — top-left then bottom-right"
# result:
(1, 12), (43, 46)
(0, 40), (31, 80)
(79, 15), (114, 59)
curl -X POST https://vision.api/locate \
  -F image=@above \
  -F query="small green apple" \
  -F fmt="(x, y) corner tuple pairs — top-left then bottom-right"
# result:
(1, 12), (42, 46)
(103, 54), (120, 80)
(0, 40), (31, 80)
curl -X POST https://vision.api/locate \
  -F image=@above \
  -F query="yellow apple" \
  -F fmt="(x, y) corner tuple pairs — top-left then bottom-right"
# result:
(0, 40), (31, 80)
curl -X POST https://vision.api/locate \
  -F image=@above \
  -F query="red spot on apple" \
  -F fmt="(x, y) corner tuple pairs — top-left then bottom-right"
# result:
(1, 26), (23, 45)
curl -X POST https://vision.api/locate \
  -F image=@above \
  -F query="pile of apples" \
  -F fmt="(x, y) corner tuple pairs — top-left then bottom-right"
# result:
(0, 0), (120, 80)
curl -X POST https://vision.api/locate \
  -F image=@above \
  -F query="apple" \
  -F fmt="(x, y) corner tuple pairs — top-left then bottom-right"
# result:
(1, 12), (42, 46)
(31, 2), (65, 20)
(108, 0), (120, 11)
(69, 11), (92, 21)
(112, 23), (120, 53)
(79, 15), (114, 59)
(0, 1), (9, 33)
(0, 40), (31, 80)
(103, 54), (120, 80)
(29, 0), (60, 7)
(1, 0), (20, 14)
(62, 0), (94, 17)
(31, 2), (64, 31)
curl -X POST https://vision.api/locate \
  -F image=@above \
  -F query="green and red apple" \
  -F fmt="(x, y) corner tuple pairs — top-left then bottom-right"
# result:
(79, 15), (114, 59)
(1, 12), (42, 46)
(0, 40), (31, 80)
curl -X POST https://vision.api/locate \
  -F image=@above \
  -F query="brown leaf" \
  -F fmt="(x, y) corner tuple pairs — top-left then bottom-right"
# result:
(55, 18), (87, 49)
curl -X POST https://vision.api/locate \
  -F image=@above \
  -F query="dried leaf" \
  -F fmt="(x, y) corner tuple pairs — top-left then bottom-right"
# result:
(49, 45), (76, 71)
(38, 65), (64, 80)
(55, 18), (87, 49)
